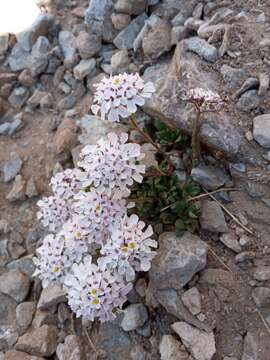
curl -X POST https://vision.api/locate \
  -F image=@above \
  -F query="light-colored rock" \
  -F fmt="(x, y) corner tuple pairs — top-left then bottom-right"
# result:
(114, 0), (147, 15)
(56, 335), (84, 360)
(220, 233), (241, 253)
(200, 201), (228, 233)
(26, 177), (39, 198)
(8, 87), (29, 109)
(3, 157), (23, 183)
(16, 302), (36, 328)
(241, 331), (259, 360)
(181, 287), (201, 315)
(183, 37), (218, 62)
(8, 44), (30, 72)
(172, 322), (216, 360)
(121, 304), (148, 331)
(38, 285), (66, 309)
(4, 350), (45, 360)
(253, 266), (270, 281)
(6, 175), (26, 202)
(111, 13), (131, 30)
(191, 165), (229, 190)
(111, 49), (130, 74)
(28, 36), (50, 77)
(76, 31), (101, 59)
(159, 335), (189, 360)
(59, 31), (78, 69)
(15, 325), (58, 357)
(73, 59), (96, 80)
(0, 269), (30, 303)
(0, 326), (18, 351)
(252, 287), (270, 307)
(0, 293), (17, 326)
(149, 232), (207, 291)
(253, 114), (270, 148)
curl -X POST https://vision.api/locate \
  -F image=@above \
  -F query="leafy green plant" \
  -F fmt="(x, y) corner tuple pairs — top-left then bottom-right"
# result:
(154, 119), (190, 152)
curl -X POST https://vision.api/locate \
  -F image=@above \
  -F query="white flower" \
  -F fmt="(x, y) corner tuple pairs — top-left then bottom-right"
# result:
(64, 256), (133, 322)
(50, 169), (84, 200)
(91, 73), (155, 122)
(37, 196), (71, 233)
(78, 132), (145, 197)
(185, 88), (223, 111)
(101, 214), (157, 281)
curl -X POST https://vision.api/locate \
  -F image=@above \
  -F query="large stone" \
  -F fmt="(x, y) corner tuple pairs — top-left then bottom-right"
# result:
(113, 13), (148, 50)
(159, 335), (189, 360)
(0, 293), (17, 326)
(200, 201), (228, 233)
(191, 164), (229, 190)
(149, 232), (207, 291)
(56, 335), (84, 360)
(76, 31), (101, 59)
(114, 0), (147, 15)
(8, 87), (29, 109)
(15, 325), (58, 357)
(253, 113), (270, 148)
(241, 331), (259, 360)
(252, 287), (270, 308)
(6, 175), (26, 202)
(183, 37), (218, 62)
(172, 322), (216, 360)
(28, 36), (50, 77)
(3, 157), (23, 183)
(0, 326), (18, 351)
(181, 287), (201, 315)
(253, 266), (270, 281)
(4, 350), (45, 360)
(37, 285), (66, 310)
(0, 270), (30, 303)
(73, 59), (96, 80)
(16, 302), (36, 329)
(6, 255), (35, 277)
(59, 31), (77, 69)
(8, 44), (30, 72)
(120, 304), (148, 331)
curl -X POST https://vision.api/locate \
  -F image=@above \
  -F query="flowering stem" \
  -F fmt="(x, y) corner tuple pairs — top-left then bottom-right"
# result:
(191, 109), (202, 167)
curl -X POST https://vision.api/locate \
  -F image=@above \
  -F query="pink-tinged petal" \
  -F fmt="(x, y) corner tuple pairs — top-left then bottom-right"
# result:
(133, 95), (145, 106)
(126, 100), (137, 113)
(108, 108), (120, 122)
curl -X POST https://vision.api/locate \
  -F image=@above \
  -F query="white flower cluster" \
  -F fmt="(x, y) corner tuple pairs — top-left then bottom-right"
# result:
(34, 132), (157, 322)
(185, 87), (223, 112)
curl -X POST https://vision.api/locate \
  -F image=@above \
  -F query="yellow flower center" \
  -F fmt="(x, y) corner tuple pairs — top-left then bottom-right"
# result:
(128, 242), (137, 250)
(53, 266), (60, 273)
(95, 203), (102, 213)
(91, 289), (97, 297)
(74, 232), (81, 239)
(92, 298), (100, 305)
(121, 246), (129, 253)
(114, 78), (121, 86)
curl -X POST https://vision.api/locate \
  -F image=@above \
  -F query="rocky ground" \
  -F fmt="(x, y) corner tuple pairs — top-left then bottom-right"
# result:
(0, 0), (270, 359)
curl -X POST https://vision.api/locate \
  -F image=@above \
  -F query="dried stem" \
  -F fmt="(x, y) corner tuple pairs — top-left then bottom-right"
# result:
(191, 110), (202, 167)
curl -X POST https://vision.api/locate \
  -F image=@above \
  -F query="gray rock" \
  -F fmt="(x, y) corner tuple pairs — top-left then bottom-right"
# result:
(241, 331), (259, 360)
(237, 90), (261, 112)
(253, 113), (270, 148)
(121, 304), (148, 331)
(26, 177), (39, 198)
(6, 255), (35, 277)
(149, 232), (207, 291)
(159, 335), (189, 360)
(16, 302), (36, 328)
(0, 34), (9, 56)
(172, 322), (216, 360)
(8, 118), (24, 136)
(0, 220), (9, 234)
(114, 13), (148, 50)
(253, 266), (270, 281)
(0, 123), (11, 136)
(3, 157), (23, 183)
(114, 0), (147, 15)
(76, 31), (101, 59)
(181, 287), (201, 315)
(8, 87), (29, 109)
(56, 335), (84, 360)
(111, 50), (130, 74)
(183, 37), (218, 62)
(252, 287), (270, 307)
(0, 293), (17, 326)
(220, 233), (241, 253)
(171, 26), (189, 45)
(15, 325), (58, 357)
(235, 251), (255, 263)
(171, 0), (199, 25)
(8, 44), (30, 72)
(6, 175), (26, 202)
(59, 31), (78, 69)
(191, 165), (229, 190)
(16, 13), (54, 52)
(200, 201), (228, 233)
(73, 59), (96, 80)
(0, 325), (18, 351)
(38, 285), (66, 310)
(0, 270), (30, 303)
(32, 309), (57, 329)
(4, 350), (45, 360)
(28, 36), (50, 77)
(220, 65), (246, 91)
(85, 0), (116, 42)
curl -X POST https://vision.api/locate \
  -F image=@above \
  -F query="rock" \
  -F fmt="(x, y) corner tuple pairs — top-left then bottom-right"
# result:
(0, 326), (18, 351)
(38, 285), (66, 310)
(18, 69), (36, 87)
(59, 31), (78, 69)
(0, 117), (24, 137)
(111, 13), (131, 30)
(28, 36), (50, 77)
(8, 87), (29, 109)
(0, 34), (9, 56)
(200, 201), (228, 233)
(0, 220), (9, 234)
(85, 0), (116, 42)
(6, 255), (35, 277)
(16, 13), (54, 52)
(111, 50), (130, 74)
(73, 59), (96, 80)
(56, 335), (84, 360)
(171, 26), (189, 45)
(181, 287), (201, 315)
(237, 90), (261, 112)
(6, 175), (26, 202)
(220, 65), (246, 91)
(114, 0), (147, 15)
(159, 335), (189, 360)
(183, 37), (218, 62)
(113, 13), (148, 50)
(235, 251), (255, 263)
(149, 232), (207, 291)
(16, 302), (36, 329)
(121, 304), (148, 331)
(191, 165), (229, 190)
(32, 309), (57, 329)
(3, 157), (23, 183)
(241, 331), (259, 360)
(172, 322), (216, 360)
(15, 325), (58, 357)
(4, 350), (45, 360)
(140, 143), (158, 171)
(253, 266), (270, 281)
(0, 293), (17, 326)
(8, 44), (31, 72)
(142, 17), (172, 59)
(253, 114), (270, 148)
(54, 118), (78, 154)
(26, 177), (39, 198)
(220, 232), (241, 253)
(252, 287), (270, 307)
(0, 270), (30, 303)
(76, 31), (101, 59)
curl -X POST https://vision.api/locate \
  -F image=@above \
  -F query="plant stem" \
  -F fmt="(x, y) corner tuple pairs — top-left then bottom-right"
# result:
(191, 110), (202, 167)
